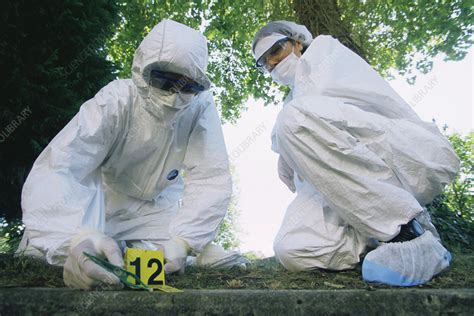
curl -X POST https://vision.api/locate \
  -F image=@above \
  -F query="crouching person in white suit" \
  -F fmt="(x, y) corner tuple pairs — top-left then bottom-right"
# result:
(251, 21), (460, 286)
(17, 19), (247, 290)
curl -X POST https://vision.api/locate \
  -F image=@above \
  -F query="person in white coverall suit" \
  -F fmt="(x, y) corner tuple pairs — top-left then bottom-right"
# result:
(17, 20), (247, 290)
(252, 21), (460, 286)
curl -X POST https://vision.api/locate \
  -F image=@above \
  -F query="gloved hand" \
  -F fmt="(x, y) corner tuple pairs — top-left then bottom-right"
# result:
(278, 155), (296, 193)
(63, 229), (124, 290)
(162, 237), (190, 274)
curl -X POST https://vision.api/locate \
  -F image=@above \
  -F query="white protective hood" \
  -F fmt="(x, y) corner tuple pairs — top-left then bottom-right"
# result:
(132, 19), (211, 97)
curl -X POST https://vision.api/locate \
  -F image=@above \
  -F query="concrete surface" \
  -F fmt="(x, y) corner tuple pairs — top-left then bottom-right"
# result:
(1, 288), (473, 315)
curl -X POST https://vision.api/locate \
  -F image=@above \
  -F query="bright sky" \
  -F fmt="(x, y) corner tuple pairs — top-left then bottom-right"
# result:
(222, 48), (473, 257)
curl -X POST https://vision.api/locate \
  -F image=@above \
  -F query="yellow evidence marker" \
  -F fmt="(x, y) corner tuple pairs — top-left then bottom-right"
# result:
(124, 247), (183, 293)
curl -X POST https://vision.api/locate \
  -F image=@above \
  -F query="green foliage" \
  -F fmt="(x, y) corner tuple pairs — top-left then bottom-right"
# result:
(108, 0), (472, 121)
(0, 255), (64, 288)
(427, 132), (473, 251)
(214, 165), (241, 250)
(428, 195), (473, 251)
(0, 219), (23, 254)
(444, 132), (474, 216)
(0, 238), (8, 254)
(214, 194), (241, 250)
(107, 0), (295, 122)
(201, 0), (295, 121)
(0, 0), (119, 220)
(338, 0), (473, 83)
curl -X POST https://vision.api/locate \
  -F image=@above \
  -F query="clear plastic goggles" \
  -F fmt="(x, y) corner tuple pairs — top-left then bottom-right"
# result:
(255, 38), (292, 73)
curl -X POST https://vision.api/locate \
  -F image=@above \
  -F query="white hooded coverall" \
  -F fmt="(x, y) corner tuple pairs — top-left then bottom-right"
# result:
(17, 20), (234, 266)
(272, 35), (460, 272)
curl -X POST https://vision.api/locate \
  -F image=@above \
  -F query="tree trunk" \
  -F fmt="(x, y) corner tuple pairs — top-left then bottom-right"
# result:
(293, 0), (366, 60)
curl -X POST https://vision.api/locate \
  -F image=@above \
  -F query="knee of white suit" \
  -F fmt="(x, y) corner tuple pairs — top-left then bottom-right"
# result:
(273, 237), (360, 272)
(273, 239), (308, 272)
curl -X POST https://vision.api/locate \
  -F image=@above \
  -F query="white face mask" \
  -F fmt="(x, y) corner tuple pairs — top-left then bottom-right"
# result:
(148, 85), (196, 109)
(270, 50), (299, 87)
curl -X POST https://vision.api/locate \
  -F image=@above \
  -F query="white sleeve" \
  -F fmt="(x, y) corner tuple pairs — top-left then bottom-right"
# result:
(19, 81), (124, 265)
(168, 94), (232, 253)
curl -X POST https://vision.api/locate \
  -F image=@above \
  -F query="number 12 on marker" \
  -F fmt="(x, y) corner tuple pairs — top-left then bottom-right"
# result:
(125, 248), (165, 288)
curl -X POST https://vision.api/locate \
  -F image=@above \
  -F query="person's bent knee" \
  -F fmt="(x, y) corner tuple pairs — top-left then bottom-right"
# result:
(273, 240), (308, 272)
(274, 238), (360, 272)
(273, 238), (334, 272)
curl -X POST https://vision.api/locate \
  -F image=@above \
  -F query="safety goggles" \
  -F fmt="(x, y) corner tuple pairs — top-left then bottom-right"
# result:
(149, 70), (206, 94)
(255, 38), (292, 73)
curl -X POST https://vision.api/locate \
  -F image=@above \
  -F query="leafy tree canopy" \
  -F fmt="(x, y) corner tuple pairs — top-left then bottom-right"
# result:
(0, 0), (119, 220)
(108, 0), (473, 121)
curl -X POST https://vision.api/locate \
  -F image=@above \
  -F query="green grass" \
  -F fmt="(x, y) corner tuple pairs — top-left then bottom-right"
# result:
(0, 254), (63, 288)
(1, 251), (473, 290)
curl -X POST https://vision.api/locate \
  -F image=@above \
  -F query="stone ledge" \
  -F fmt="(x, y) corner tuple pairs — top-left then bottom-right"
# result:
(1, 288), (473, 315)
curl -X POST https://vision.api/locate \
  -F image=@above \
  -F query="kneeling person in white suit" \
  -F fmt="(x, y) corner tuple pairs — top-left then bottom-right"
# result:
(17, 20), (247, 289)
(252, 21), (460, 286)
